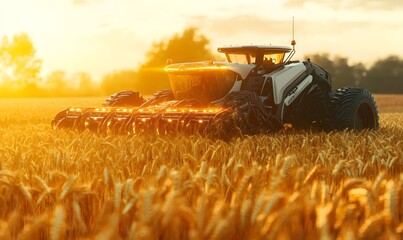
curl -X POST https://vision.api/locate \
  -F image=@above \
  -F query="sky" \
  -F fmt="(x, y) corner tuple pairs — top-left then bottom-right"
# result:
(1, 0), (403, 81)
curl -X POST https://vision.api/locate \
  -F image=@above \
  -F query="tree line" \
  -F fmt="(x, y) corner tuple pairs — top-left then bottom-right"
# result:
(307, 54), (403, 93)
(1, 29), (402, 98)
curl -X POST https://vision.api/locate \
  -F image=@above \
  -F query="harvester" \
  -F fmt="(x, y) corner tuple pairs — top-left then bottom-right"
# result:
(52, 43), (379, 138)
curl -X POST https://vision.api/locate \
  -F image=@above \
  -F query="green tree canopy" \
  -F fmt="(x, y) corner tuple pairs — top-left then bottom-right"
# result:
(74, 72), (97, 96)
(0, 33), (42, 91)
(363, 56), (403, 93)
(101, 70), (138, 96)
(305, 53), (366, 90)
(136, 27), (216, 94)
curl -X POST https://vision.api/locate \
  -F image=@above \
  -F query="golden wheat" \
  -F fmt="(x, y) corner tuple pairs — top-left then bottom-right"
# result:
(0, 98), (402, 239)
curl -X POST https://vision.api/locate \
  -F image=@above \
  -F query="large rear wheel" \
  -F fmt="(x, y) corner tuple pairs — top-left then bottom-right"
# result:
(330, 88), (379, 130)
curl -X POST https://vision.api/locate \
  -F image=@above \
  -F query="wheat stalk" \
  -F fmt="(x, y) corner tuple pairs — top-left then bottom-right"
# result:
(2, 99), (403, 239)
(59, 176), (78, 200)
(50, 205), (65, 240)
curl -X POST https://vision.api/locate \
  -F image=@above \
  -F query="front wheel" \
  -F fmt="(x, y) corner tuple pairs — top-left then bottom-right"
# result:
(330, 88), (379, 130)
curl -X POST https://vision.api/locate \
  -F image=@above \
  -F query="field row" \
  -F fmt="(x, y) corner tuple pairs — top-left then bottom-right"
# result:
(0, 98), (401, 239)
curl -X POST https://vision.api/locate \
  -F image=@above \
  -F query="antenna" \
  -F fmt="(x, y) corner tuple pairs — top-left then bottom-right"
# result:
(285, 17), (296, 62)
(291, 17), (296, 47)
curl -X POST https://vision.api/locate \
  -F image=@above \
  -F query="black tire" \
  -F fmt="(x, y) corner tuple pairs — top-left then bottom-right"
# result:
(284, 84), (332, 130)
(103, 90), (144, 107)
(330, 88), (379, 130)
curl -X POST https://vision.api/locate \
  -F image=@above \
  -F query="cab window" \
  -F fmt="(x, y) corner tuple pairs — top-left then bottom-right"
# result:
(263, 53), (285, 65)
(226, 53), (256, 64)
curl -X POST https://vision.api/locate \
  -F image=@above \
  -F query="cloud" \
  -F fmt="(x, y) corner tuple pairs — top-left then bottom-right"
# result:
(283, 0), (403, 10)
(187, 14), (403, 64)
(284, 0), (334, 8)
(76, 27), (149, 77)
(189, 15), (291, 41)
(189, 15), (389, 41)
(72, 0), (86, 5)
(349, 0), (403, 10)
(72, 0), (101, 6)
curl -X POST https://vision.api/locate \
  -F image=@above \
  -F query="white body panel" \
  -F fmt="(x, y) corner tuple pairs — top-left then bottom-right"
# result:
(284, 75), (313, 106)
(266, 63), (307, 104)
(228, 78), (243, 93)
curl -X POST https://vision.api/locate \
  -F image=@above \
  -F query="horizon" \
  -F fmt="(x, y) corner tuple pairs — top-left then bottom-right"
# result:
(1, 0), (403, 80)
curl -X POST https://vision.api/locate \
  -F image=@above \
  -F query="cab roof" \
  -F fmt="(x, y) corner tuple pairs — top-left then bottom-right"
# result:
(218, 45), (292, 53)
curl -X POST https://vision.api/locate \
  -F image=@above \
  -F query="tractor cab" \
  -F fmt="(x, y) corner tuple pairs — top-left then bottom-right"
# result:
(164, 45), (293, 104)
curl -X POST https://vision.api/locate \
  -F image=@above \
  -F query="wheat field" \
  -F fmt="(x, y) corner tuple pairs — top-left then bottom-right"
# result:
(0, 97), (402, 239)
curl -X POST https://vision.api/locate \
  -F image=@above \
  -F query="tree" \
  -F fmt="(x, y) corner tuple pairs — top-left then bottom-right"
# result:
(46, 71), (68, 89)
(0, 33), (42, 91)
(101, 70), (138, 96)
(44, 70), (70, 97)
(136, 27), (216, 94)
(306, 53), (335, 75)
(306, 53), (366, 90)
(72, 72), (99, 97)
(332, 56), (366, 89)
(363, 56), (403, 93)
